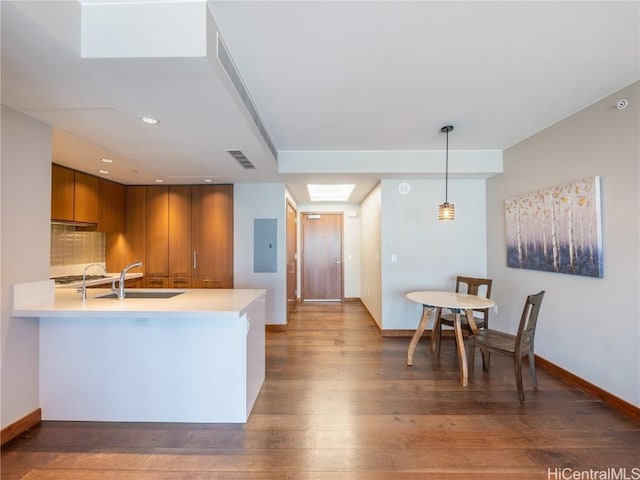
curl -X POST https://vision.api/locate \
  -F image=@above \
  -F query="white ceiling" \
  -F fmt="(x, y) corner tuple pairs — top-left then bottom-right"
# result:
(2, 1), (638, 203)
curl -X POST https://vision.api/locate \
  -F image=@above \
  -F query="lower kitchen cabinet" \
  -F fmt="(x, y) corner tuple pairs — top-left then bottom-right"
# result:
(124, 277), (144, 289)
(169, 276), (191, 289)
(145, 276), (169, 289)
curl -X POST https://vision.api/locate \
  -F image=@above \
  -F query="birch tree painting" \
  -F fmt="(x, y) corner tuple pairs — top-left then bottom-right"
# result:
(505, 177), (603, 278)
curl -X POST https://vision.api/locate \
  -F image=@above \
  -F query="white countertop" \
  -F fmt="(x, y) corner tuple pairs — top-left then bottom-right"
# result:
(13, 282), (266, 319)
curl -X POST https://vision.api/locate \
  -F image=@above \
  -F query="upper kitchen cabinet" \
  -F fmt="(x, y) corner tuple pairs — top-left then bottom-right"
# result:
(192, 185), (233, 289)
(51, 164), (75, 221)
(51, 164), (110, 227)
(97, 178), (125, 233)
(74, 171), (98, 223)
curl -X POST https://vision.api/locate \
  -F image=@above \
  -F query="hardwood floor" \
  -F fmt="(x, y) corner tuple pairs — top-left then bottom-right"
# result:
(2, 301), (639, 479)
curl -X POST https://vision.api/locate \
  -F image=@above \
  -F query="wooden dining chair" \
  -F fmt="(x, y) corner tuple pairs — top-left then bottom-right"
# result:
(467, 290), (545, 404)
(432, 276), (492, 353)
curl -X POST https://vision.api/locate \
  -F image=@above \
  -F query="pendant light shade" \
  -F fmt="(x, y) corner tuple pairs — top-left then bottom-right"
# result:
(438, 125), (455, 221)
(438, 202), (455, 220)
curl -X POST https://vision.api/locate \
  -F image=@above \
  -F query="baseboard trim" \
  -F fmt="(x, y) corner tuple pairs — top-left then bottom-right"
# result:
(266, 324), (287, 332)
(378, 322), (638, 420)
(1, 408), (41, 445)
(535, 355), (639, 421)
(343, 297), (362, 303)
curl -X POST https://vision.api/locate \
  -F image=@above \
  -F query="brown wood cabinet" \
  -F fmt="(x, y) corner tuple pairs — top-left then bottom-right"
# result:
(106, 184), (232, 289)
(97, 178), (125, 233)
(168, 186), (192, 278)
(145, 186), (169, 277)
(144, 185), (193, 283)
(52, 164), (122, 229)
(106, 186), (146, 274)
(124, 277), (144, 289)
(191, 185), (233, 288)
(169, 276), (191, 289)
(73, 171), (98, 223)
(51, 164), (76, 221)
(145, 276), (169, 289)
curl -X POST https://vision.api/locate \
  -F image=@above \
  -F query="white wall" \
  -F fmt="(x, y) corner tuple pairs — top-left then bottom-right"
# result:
(380, 178), (488, 330)
(297, 202), (361, 299)
(234, 183), (287, 325)
(1, 106), (51, 428)
(486, 81), (640, 406)
(360, 184), (382, 326)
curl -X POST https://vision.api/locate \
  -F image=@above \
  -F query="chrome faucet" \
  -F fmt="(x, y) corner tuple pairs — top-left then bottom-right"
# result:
(112, 261), (143, 299)
(78, 263), (108, 300)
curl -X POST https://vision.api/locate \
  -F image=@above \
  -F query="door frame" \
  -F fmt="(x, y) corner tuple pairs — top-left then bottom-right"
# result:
(286, 200), (298, 319)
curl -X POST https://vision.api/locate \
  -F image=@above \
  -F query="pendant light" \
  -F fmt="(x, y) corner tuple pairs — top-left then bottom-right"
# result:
(438, 125), (455, 221)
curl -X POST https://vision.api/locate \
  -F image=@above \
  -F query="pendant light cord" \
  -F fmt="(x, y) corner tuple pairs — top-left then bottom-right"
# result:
(445, 128), (449, 203)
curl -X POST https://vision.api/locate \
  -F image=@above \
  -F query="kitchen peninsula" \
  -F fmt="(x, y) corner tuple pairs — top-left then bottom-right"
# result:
(13, 282), (266, 423)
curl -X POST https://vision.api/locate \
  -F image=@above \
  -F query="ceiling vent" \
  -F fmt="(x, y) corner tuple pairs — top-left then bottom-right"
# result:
(227, 150), (256, 169)
(217, 33), (278, 161)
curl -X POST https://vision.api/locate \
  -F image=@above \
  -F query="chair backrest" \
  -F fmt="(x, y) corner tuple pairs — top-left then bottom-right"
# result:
(455, 276), (492, 318)
(515, 290), (545, 353)
(455, 276), (492, 299)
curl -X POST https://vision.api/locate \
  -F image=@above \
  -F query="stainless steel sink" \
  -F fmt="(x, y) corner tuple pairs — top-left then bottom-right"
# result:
(96, 291), (185, 299)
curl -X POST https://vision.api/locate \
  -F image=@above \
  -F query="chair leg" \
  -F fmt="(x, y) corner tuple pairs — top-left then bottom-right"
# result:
(515, 355), (525, 404)
(481, 350), (490, 371)
(431, 308), (443, 354)
(468, 341), (475, 374)
(528, 351), (538, 390)
(436, 314), (442, 354)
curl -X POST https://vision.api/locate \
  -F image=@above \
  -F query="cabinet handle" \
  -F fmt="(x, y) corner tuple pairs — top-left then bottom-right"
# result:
(193, 250), (197, 270)
(173, 278), (188, 284)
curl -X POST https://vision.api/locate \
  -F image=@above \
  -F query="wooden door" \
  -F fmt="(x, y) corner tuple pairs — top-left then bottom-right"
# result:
(191, 185), (233, 288)
(286, 201), (298, 318)
(301, 213), (343, 301)
(168, 185), (192, 279)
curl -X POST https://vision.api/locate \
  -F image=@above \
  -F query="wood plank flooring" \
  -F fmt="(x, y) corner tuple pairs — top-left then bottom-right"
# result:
(2, 301), (639, 479)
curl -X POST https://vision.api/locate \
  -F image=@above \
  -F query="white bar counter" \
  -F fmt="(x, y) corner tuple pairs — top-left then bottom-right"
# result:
(13, 282), (267, 423)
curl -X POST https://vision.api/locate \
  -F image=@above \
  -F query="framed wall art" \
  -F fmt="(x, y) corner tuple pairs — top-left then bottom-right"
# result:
(504, 176), (603, 278)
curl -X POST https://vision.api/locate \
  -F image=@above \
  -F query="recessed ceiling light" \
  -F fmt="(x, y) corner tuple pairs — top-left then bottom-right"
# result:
(101, 158), (113, 163)
(98, 169), (109, 174)
(155, 179), (164, 183)
(142, 116), (159, 125)
(307, 184), (355, 202)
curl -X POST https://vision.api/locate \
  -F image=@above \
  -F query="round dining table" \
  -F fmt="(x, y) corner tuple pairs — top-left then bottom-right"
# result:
(406, 291), (495, 386)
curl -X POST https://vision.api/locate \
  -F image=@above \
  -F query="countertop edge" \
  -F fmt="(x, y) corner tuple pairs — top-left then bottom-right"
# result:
(12, 282), (267, 319)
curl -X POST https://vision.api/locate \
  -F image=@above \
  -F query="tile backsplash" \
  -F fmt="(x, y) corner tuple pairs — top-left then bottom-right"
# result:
(50, 224), (105, 266)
